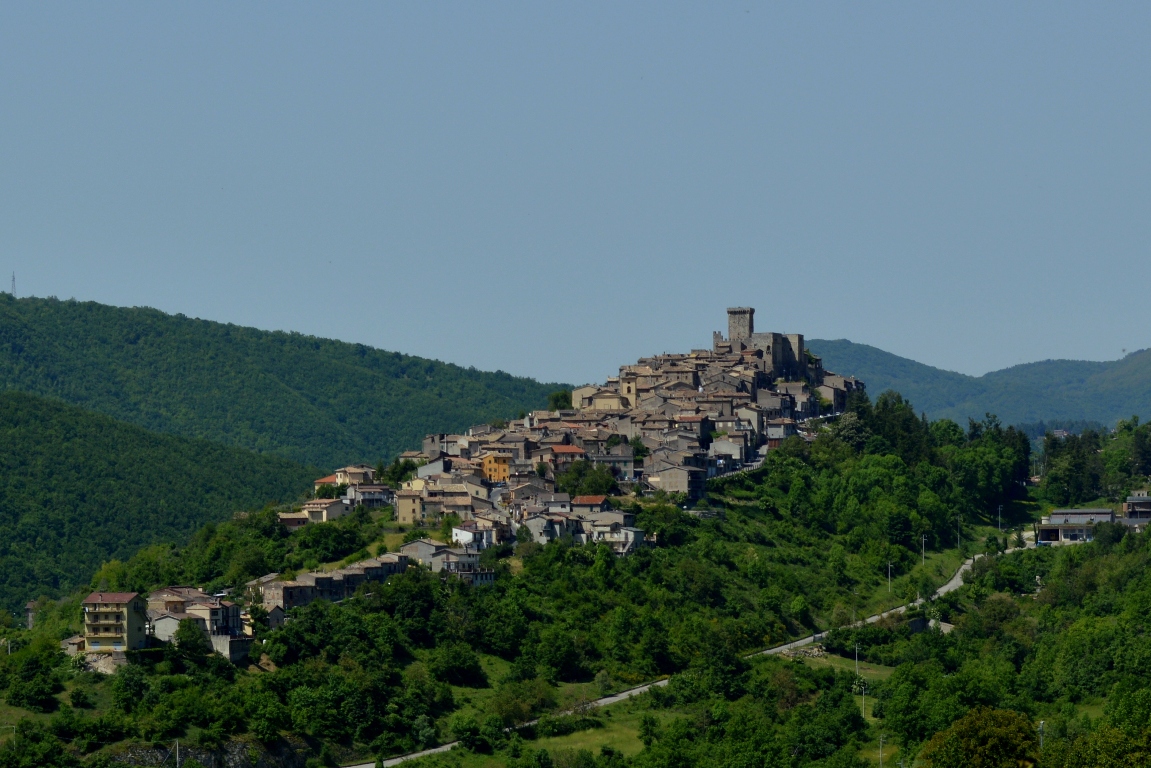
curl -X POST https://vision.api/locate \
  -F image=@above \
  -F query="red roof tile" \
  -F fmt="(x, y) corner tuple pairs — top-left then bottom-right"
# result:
(572, 495), (608, 505)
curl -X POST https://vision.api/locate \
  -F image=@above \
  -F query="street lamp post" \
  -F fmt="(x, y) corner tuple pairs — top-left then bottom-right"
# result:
(921, 534), (927, 566)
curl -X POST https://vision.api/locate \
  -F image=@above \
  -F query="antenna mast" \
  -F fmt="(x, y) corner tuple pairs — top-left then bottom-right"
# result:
(9, 272), (13, 296)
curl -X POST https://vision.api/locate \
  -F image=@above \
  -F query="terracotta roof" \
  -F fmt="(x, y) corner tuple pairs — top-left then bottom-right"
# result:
(572, 495), (609, 505)
(314, 474), (339, 485)
(84, 592), (139, 604)
(550, 445), (587, 454)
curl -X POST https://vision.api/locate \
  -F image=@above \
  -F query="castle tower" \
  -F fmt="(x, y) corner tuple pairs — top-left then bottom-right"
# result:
(727, 307), (754, 342)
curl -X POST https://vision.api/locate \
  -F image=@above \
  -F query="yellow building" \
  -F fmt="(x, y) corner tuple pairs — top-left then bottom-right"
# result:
(396, 489), (441, 525)
(481, 452), (512, 483)
(83, 592), (148, 652)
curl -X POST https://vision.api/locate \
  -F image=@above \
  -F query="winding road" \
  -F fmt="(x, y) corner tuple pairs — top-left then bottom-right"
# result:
(349, 545), (1021, 767)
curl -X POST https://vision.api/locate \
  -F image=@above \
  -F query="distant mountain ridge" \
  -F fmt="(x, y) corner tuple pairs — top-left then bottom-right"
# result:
(808, 338), (1151, 427)
(0, 295), (564, 467)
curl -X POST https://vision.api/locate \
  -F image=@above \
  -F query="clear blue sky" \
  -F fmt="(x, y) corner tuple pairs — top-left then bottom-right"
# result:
(3, 3), (1150, 385)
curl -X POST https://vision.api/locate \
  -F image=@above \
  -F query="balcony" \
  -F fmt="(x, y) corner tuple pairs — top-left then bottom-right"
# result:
(86, 628), (126, 638)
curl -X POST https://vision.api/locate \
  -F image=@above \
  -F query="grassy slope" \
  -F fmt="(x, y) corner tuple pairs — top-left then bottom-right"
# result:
(0, 390), (315, 611)
(0, 295), (564, 467)
(809, 338), (1151, 427)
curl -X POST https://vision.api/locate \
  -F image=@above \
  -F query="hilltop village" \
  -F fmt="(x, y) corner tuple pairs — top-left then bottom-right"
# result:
(411, 306), (864, 502)
(249, 309), (866, 606)
(72, 308), (866, 660)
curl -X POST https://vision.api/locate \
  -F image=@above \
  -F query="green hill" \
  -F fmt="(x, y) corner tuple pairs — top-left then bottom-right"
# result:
(0, 390), (315, 611)
(0, 295), (563, 467)
(0, 391), (1035, 766)
(809, 338), (1151, 427)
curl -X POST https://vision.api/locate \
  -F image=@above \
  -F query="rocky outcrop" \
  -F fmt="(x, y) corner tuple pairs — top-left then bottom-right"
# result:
(105, 735), (310, 768)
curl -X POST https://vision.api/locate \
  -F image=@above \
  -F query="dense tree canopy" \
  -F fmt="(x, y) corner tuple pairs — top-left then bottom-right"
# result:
(6, 389), (1138, 768)
(0, 391), (315, 612)
(1039, 416), (1151, 506)
(0, 295), (564, 466)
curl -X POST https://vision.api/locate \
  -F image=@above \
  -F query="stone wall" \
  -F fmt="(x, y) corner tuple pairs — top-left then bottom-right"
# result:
(105, 735), (309, 768)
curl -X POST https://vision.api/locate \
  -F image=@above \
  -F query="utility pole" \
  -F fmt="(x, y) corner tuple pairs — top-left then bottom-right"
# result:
(879, 733), (884, 767)
(958, 511), (962, 549)
(887, 561), (893, 594)
(999, 504), (1003, 533)
(922, 534), (927, 566)
(1039, 721), (1045, 750)
(854, 642), (860, 676)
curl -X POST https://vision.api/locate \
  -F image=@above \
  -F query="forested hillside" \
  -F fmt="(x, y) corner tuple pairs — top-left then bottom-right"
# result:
(600, 525), (1151, 768)
(0, 390), (1044, 767)
(0, 295), (563, 467)
(809, 338), (1151, 428)
(0, 391), (315, 612)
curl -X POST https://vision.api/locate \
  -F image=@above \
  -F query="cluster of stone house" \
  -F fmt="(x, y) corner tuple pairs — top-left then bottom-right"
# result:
(246, 552), (410, 613)
(414, 308), (862, 502)
(572, 308), (864, 489)
(71, 587), (253, 663)
(518, 497), (646, 555)
(397, 540), (495, 585)
(145, 586), (252, 662)
(275, 464), (397, 529)
(391, 445), (652, 552)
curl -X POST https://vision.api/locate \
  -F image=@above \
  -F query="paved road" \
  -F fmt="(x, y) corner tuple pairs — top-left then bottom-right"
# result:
(349, 544), (1028, 767)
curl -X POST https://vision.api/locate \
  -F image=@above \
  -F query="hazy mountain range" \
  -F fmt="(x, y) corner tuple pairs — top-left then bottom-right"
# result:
(808, 339), (1151, 428)
(1, 295), (1148, 472)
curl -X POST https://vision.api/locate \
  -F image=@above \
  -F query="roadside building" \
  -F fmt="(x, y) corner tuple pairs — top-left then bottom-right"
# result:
(1038, 509), (1115, 543)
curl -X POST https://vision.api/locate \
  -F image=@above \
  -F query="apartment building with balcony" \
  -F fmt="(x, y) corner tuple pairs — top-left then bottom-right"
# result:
(83, 592), (148, 652)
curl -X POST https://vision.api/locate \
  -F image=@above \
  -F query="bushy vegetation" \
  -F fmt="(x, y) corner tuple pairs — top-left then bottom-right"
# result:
(86, 505), (383, 597)
(0, 390), (315, 613)
(556, 461), (619, 497)
(1038, 416), (1151, 505)
(712, 392), (1030, 588)
(0, 295), (564, 467)
(0, 390), (1047, 766)
(800, 523), (1151, 766)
